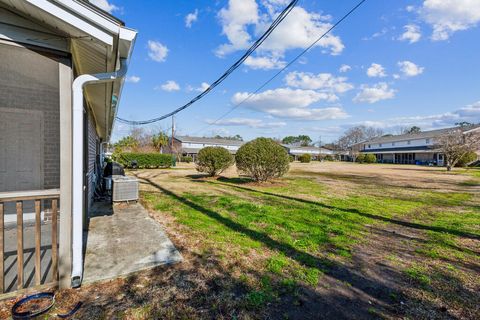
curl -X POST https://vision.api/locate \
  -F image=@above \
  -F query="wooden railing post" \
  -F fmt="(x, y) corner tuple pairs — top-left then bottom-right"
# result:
(16, 201), (23, 290)
(51, 199), (58, 282)
(0, 189), (60, 295)
(35, 200), (41, 286)
(0, 202), (4, 293)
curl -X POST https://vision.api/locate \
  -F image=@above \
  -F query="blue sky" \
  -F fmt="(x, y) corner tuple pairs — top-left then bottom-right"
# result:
(91, 0), (480, 143)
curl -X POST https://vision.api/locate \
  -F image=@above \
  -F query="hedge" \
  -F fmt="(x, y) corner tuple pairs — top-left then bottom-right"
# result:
(181, 156), (193, 163)
(116, 153), (173, 168)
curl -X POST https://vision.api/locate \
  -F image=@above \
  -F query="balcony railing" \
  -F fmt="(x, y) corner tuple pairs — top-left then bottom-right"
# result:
(0, 189), (60, 295)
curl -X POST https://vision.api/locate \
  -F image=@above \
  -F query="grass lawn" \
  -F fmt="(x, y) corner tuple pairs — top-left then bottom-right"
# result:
(1, 162), (478, 319)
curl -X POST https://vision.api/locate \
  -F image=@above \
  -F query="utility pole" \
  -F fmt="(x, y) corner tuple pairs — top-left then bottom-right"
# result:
(171, 115), (175, 151)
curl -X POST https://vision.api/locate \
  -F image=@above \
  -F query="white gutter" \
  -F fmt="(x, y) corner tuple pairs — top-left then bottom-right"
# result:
(71, 58), (128, 288)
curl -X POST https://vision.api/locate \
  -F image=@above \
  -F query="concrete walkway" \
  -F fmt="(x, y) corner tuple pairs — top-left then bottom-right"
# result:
(83, 202), (182, 283)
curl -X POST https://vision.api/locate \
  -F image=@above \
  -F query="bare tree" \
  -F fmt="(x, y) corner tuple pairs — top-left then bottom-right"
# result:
(435, 127), (480, 171)
(336, 126), (384, 159)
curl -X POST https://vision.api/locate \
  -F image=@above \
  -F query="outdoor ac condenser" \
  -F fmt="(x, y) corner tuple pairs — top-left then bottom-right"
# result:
(112, 175), (139, 202)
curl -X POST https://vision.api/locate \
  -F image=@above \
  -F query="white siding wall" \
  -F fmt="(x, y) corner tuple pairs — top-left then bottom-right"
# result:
(363, 138), (433, 150)
(182, 142), (240, 152)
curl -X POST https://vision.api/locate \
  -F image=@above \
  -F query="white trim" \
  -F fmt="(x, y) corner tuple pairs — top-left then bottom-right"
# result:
(24, 0), (113, 45)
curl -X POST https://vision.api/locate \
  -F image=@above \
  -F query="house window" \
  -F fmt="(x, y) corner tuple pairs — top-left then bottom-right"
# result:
(368, 144), (371, 148)
(426, 138), (430, 144)
(392, 142), (395, 146)
(379, 143), (382, 147)
(407, 140), (411, 145)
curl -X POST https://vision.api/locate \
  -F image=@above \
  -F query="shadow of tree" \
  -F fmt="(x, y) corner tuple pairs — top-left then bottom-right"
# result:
(207, 181), (480, 241)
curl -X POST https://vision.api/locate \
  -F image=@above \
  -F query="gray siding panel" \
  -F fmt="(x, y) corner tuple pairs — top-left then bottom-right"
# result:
(86, 110), (99, 213)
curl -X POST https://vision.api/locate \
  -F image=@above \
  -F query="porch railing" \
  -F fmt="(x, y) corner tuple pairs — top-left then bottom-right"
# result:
(0, 189), (60, 295)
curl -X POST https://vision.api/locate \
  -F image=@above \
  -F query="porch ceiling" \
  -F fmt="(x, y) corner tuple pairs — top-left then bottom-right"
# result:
(0, 0), (137, 141)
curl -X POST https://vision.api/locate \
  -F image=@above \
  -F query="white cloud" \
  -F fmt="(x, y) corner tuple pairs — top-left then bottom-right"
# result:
(366, 63), (387, 78)
(362, 27), (388, 41)
(419, 0), (480, 40)
(232, 88), (348, 120)
(147, 40), (168, 62)
(216, 0), (259, 56)
(216, 1), (344, 68)
(406, 5), (416, 13)
(158, 80), (180, 92)
(357, 100), (480, 130)
(285, 71), (353, 93)
(185, 9), (199, 28)
(339, 64), (351, 73)
(398, 24), (422, 43)
(125, 75), (140, 83)
(244, 55), (286, 70)
(207, 117), (287, 128)
(398, 60), (424, 77)
(196, 82), (210, 92)
(353, 82), (395, 104)
(89, 0), (119, 13)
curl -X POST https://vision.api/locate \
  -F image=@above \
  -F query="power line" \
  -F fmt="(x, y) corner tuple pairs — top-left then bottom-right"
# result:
(194, 0), (368, 135)
(116, 0), (299, 126)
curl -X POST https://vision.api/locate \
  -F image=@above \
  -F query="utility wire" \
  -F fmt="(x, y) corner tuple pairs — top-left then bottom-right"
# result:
(116, 0), (299, 126)
(194, 0), (368, 135)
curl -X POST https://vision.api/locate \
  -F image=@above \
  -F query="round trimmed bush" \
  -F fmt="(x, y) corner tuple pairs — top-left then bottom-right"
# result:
(356, 153), (366, 163)
(235, 138), (290, 182)
(196, 147), (234, 176)
(299, 154), (311, 163)
(324, 155), (334, 161)
(364, 154), (377, 163)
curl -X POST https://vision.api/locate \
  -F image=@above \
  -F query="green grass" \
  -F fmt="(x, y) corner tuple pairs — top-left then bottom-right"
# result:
(141, 168), (479, 316)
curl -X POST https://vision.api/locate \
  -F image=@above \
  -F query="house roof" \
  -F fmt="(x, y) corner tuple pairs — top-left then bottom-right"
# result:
(175, 136), (245, 146)
(0, 0), (137, 141)
(363, 125), (480, 145)
(282, 144), (334, 155)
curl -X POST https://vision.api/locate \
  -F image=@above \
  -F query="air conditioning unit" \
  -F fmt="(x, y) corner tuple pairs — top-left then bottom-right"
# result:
(112, 175), (139, 202)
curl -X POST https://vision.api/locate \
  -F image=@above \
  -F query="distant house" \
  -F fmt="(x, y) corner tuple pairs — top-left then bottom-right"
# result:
(360, 126), (480, 165)
(0, 0), (136, 291)
(172, 136), (245, 160)
(282, 145), (334, 160)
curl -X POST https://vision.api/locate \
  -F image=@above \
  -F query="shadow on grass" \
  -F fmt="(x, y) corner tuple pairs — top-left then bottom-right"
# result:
(207, 181), (480, 241)
(136, 177), (404, 317)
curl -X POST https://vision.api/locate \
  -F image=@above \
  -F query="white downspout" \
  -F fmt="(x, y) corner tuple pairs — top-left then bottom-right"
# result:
(71, 59), (128, 288)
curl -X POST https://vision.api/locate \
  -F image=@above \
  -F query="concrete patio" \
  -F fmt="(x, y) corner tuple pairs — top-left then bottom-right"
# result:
(82, 201), (182, 283)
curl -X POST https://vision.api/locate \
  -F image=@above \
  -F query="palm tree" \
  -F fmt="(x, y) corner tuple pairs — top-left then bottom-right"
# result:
(152, 132), (169, 153)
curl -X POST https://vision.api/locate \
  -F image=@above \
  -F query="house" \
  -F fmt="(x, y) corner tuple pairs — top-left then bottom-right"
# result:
(172, 136), (245, 160)
(282, 145), (334, 160)
(0, 0), (136, 292)
(360, 126), (480, 165)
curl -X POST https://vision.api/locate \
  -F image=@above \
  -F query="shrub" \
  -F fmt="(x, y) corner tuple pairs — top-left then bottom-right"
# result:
(196, 147), (234, 176)
(324, 155), (334, 161)
(364, 154), (377, 163)
(456, 151), (478, 167)
(181, 156), (193, 163)
(299, 154), (311, 163)
(116, 153), (173, 168)
(235, 138), (290, 182)
(356, 153), (366, 163)
(289, 155), (295, 162)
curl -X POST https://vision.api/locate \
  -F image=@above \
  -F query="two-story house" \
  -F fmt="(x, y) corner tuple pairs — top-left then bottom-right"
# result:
(360, 126), (480, 165)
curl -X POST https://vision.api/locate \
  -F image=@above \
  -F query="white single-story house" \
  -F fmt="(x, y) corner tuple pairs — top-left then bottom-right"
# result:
(0, 0), (136, 293)
(360, 126), (480, 165)
(282, 145), (334, 160)
(173, 136), (245, 160)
